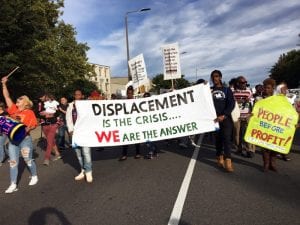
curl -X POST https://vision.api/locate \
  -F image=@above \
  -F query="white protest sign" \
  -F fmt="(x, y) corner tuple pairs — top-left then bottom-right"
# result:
(72, 84), (218, 147)
(128, 54), (148, 89)
(162, 42), (181, 80)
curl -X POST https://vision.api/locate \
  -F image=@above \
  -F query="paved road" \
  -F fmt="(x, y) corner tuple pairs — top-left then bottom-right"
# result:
(0, 127), (299, 225)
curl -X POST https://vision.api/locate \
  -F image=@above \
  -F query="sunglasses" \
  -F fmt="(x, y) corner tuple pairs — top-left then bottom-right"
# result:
(239, 81), (247, 84)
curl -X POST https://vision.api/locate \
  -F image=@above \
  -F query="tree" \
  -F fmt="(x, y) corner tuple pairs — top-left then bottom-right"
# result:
(62, 79), (98, 100)
(269, 49), (300, 88)
(0, 0), (95, 100)
(151, 74), (190, 93)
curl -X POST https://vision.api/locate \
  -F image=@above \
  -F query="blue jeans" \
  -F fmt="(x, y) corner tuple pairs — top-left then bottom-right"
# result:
(8, 135), (37, 184)
(74, 146), (92, 172)
(57, 124), (69, 148)
(0, 134), (7, 162)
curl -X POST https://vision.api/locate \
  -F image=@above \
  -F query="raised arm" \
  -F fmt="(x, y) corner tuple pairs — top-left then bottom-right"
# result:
(1, 76), (13, 108)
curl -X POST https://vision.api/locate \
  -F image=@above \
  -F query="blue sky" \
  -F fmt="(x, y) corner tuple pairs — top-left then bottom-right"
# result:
(61, 0), (300, 85)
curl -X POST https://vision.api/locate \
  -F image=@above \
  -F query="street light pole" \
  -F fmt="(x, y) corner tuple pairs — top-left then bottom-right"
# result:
(125, 8), (151, 81)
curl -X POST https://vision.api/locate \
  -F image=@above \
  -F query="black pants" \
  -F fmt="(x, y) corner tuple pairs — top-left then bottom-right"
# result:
(122, 144), (140, 156)
(215, 117), (233, 159)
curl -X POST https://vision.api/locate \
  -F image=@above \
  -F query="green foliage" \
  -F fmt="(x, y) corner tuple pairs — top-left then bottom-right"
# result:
(62, 79), (99, 100)
(0, 0), (95, 101)
(270, 49), (300, 88)
(151, 74), (191, 93)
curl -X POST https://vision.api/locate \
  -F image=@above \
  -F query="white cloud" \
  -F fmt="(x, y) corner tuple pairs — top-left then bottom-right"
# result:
(62, 0), (300, 85)
(62, 0), (99, 26)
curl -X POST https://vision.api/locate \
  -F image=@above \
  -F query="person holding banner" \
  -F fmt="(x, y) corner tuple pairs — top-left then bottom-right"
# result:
(66, 89), (93, 183)
(211, 70), (235, 172)
(119, 86), (141, 161)
(261, 78), (278, 172)
(1, 75), (38, 193)
(142, 92), (159, 159)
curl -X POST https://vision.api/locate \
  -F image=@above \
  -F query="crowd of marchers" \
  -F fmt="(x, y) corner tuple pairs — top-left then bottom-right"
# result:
(0, 70), (299, 194)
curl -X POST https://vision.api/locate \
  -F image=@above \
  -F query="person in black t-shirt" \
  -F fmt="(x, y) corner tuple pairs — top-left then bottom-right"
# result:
(57, 97), (70, 149)
(211, 70), (235, 172)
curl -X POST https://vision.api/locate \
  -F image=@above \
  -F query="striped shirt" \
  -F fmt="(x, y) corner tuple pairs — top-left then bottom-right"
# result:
(233, 89), (253, 119)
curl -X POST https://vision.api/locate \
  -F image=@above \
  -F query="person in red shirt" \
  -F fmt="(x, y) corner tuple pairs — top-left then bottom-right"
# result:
(1, 75), (38, 193)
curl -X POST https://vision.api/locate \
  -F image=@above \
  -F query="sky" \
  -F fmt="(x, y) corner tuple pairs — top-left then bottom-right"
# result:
(61, 0), (300, 85)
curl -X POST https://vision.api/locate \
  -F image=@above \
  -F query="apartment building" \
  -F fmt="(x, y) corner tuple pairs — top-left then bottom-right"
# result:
(110, 77), (128, 98)
(89, 63), (111, 99)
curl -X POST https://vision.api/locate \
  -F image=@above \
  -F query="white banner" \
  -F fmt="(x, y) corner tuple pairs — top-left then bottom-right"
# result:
(73, 84), (218, 147)
(128, 54), (148, 89)
(162, 42), (181, 80)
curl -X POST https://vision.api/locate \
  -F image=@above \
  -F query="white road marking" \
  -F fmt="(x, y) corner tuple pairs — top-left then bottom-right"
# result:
(167, 134), (204, 225)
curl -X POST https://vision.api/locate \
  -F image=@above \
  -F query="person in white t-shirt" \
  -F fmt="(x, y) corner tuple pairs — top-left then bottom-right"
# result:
(276, 82), (296, 105)
(39, 94), (59, 116)
(276, 82), (295, 161)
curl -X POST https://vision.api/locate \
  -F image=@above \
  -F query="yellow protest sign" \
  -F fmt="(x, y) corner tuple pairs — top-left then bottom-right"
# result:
(244, 95), (299, 154)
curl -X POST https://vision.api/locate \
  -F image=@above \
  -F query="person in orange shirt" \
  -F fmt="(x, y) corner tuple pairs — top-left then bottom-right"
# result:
(1, 75), (38, 194)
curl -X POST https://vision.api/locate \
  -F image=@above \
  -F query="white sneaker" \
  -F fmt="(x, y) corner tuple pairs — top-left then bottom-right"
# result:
(75, 170), (85, 181)
(190, 141), (201, 148)
(85, 171), (93, 183)
(5, 183), (18, 194)
(179, 143), (188, 148)
(29, 176), (38, 186)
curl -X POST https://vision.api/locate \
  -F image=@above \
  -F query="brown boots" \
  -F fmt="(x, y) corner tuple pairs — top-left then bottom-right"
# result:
(262, 151), (277, 172)
(262, 151), (269, 172)
(217, 155), (234, 172)
(217, 155), (225, 168)
(269, 152), (277, 172)
(225, 159), (234, 172)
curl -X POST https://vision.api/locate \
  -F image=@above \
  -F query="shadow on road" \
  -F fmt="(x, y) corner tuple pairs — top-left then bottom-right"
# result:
(28, 207), (72, 225)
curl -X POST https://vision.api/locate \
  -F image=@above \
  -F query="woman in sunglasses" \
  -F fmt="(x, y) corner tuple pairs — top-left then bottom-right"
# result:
(1, 75), (38, 193)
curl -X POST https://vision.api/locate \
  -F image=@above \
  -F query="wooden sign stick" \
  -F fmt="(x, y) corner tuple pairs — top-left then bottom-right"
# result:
(6, 66), (20, 78)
